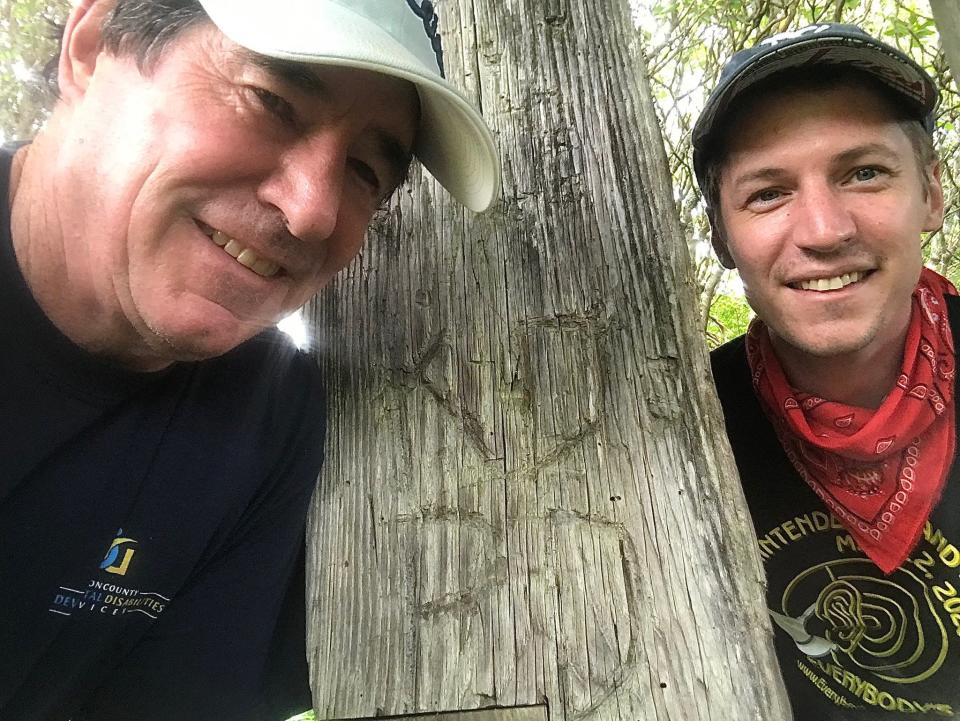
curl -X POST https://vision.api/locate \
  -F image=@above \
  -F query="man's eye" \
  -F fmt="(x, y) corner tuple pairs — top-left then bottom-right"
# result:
(349, 158), (382, 196)
(853, 167), (880, 182)
(251, 87), (296, 125)
(750, 188), (782, 205)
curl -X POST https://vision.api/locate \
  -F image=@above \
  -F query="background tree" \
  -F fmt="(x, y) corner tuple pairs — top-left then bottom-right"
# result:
(0, 0), (62, 138)
(304, 0), (789, 719)
(930, 1), (960, 88)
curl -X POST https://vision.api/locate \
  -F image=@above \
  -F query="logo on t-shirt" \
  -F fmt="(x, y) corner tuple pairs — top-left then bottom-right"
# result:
(48, 528), (169, 620)
(760, 513), (960, 716)
(99, 529), (137, 576)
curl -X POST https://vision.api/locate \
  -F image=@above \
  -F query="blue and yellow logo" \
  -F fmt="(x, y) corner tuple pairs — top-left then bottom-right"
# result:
(99, 529), (137, 576)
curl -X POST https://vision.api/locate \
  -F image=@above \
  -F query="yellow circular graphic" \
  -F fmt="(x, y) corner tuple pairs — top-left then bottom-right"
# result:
(776, 559), (949, 684)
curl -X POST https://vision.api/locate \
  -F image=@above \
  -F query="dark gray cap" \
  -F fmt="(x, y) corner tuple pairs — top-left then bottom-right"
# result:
(691, 23), (938, 196)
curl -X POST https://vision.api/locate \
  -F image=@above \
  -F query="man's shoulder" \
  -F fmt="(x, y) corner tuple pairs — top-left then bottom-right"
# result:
(947, 292), (960, 324)
(709, 334), (747, 369)
(189, 327), (326, 435)
(204, 327), (321, 390)
(707, 332), (779, 456)
(709, 333), (750, 406)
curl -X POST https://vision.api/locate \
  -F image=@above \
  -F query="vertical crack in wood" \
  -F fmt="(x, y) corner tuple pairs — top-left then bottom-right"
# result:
(568, 536), (644, 721)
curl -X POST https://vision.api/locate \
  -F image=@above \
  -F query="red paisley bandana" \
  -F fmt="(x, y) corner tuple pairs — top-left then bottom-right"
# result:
(747, 267), (957, 574)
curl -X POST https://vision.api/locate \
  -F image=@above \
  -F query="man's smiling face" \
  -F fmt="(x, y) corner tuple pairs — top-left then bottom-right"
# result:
(716, 81), (944, 367)
(53, 20), (418, 368)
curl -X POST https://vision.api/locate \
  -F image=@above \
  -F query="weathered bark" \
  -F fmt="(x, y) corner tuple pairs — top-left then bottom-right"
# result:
(304, 1), (791, 719)
(700, 265), (725, 333)
(931, 0), (960, 92)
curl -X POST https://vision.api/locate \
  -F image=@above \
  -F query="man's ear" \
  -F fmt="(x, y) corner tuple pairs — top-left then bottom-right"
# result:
(923, 161), (946, 234)
(58, 0), (115, 102)
(709, 213), (736, 270)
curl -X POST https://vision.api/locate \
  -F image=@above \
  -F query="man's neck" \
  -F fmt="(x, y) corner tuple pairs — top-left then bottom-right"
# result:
(769, 329), (907, 409)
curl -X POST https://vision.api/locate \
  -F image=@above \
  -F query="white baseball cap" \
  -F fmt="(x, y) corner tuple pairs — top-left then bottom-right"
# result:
(197, 0), (500, 212)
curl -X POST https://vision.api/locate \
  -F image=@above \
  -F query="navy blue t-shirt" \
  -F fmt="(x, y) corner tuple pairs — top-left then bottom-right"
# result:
(0, 146), (326, 720)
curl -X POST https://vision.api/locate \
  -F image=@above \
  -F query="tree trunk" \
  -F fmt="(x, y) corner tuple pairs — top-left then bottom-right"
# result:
(304, 1), (791, 719)
(931, 0), (960, 90)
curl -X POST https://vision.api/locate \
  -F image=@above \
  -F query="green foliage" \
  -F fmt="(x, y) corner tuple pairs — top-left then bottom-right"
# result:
(0, 0), (67, 139)
(705, 292), (752, 349)
(286, 712), (316, 721)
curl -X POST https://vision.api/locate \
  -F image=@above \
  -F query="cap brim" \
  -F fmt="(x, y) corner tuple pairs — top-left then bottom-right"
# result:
(199, 0), (500, 212)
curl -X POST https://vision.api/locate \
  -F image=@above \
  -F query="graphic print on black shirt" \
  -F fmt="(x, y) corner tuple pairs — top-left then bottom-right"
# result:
(712, 305), (960, 720)
(49, 528), (170, 621)
(759, 506), (960, 717)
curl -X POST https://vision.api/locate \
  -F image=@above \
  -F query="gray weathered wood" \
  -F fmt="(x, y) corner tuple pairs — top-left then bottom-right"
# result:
(305, 1), (791, 719)
(355, 705), (548, 721)
(931, 0), (960, 93)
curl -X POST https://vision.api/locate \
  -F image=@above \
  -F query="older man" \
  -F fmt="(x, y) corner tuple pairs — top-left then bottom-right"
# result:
(0, 1), (498, 719)
(696, 25), (959, 718)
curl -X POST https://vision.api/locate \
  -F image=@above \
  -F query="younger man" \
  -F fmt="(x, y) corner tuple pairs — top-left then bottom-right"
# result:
(695, 24), (960, 718)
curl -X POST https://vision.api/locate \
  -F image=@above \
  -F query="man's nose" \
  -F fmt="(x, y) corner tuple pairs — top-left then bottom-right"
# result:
(793, 182), (856, 253)
(258, 136), (344, 242)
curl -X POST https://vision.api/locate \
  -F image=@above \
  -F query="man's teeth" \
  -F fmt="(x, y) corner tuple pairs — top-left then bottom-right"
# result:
(797, 271), (864, 292)
(210, 230), (280, 278)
